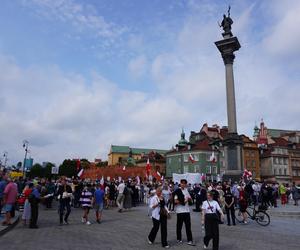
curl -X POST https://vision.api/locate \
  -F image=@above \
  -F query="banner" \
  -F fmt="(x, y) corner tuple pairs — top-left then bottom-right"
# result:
(51, 166), (59, 175)
(172, 173), (202, 185)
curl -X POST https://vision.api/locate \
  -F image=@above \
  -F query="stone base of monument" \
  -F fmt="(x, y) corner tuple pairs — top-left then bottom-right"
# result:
(222, 133), (243, 182)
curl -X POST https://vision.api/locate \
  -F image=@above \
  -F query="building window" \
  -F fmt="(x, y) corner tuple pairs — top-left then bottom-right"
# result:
(275, 158), (279, 164)
(252, 160), (256, 167)
(274, 168), (276, 175)
(212, 166), (217, 174)
(292, 170), (297, 176)
(194, 165), (200, 173)
(284, 158), (288, 165)
(179, 158), (181, 163)
(284, 168), (287, 176)
(206, 153), (211, 161)
(183, 154), (189, 162)
(183, 165), (189, 174)
(279, 168), (282, 175)
(193, 154), (199, 162)
(168, 158), (171, 164)
(279, 158), (283, 164)
(206, 166), (211, 174)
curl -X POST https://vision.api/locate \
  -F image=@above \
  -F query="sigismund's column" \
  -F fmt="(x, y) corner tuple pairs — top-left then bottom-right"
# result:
(215, 9), (243, 181)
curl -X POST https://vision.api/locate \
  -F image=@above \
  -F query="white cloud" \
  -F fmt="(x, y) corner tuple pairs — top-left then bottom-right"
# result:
(23, 0), (126, 39)
(128, 55), (148, 79)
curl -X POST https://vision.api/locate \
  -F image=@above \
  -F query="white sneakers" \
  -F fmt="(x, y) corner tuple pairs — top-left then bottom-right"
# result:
(86, 221), (91, 225)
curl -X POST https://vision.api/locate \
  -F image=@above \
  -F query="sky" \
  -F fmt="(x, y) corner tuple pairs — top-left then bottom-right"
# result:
(0, 0), (299, 166)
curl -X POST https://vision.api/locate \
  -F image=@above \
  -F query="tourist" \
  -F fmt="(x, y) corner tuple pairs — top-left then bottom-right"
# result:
(238, 184), (248, 224)
(0, 174), (8, 218)
(123, 182), (133, 210)
(224, 186), (235, 226)
(80, 184), (93, 225)
(2, 177), (18, 226)
(279, 183), (287, 206)
(202, 191), (224, 250)
(57, 178), (73, 225)
(22, 183), (33, 225)
(94, 183), (104, 223)
(147, 187), (170, 248)
(116, 181), (125, 212)
(251, 181), (260, 206)
(291, 182), (300, 206)
(174, 179), (195, 246)
(29, 181), (41, 229)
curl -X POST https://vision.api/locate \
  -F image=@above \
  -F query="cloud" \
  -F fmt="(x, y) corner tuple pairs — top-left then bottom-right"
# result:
(0, 54), (188, 165)
(128, 55), (148, 79)
(23, 0), (127, 39)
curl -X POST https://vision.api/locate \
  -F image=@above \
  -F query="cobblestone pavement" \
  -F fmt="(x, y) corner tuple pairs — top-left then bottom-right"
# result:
(0, 204), (300, 250)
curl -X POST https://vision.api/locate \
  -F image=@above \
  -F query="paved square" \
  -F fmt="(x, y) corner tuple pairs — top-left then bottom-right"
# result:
(0, 204), (300, 250)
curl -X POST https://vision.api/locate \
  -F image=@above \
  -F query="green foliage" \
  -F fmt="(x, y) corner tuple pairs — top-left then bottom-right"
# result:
(28, 162), (56, 179)
(95, 161), (108, 168)
(59, 159), (77, 178)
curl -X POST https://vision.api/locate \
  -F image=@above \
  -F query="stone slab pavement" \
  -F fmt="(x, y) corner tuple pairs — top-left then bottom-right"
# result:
(0, 204), (299, 250)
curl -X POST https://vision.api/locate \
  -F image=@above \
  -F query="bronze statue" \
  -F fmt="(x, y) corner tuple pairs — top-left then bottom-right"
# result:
(219, 6), (233, 36)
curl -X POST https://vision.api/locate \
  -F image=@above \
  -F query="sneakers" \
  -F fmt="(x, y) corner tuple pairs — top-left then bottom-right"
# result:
(96, 219), (101, 224)
(63, 220), (69, 225)
(203, 244), (208, 249)
(177, 240), (183, 244)
(187, 241), (195, 246)
(164, 245), (170, 248)
(148, 239), (153, 245)
(81, 217), (85, 223)
(86, 221), (91, 225)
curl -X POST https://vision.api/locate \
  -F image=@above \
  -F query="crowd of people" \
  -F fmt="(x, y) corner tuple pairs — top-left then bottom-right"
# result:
(0, 170), (300, 249)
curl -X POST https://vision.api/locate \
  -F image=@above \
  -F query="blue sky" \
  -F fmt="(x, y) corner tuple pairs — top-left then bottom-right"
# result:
(0, 0), (299, 165)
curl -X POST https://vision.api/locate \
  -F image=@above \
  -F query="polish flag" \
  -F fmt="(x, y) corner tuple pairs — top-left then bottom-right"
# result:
(189, 153), (195, 163)
(100, 176), (104, 185)
(243, 169), (252, 179)
(209, 152), (216, 163)
(77, 168), (84, 178)
(156, 171), (161, 177)
(146, 158), (151, 175)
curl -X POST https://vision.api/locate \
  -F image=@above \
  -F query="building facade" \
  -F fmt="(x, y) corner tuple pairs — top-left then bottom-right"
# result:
(108, 145), (168, 166)
(166, 125), (225, 181)
(242, 135), (260, 180)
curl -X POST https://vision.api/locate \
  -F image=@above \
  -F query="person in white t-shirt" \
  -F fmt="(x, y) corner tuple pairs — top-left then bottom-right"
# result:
(116, 181), (125, 212)
(147, 187), (170, 248)
(202, 191), (224, 250)
(174, 179), (195, 246)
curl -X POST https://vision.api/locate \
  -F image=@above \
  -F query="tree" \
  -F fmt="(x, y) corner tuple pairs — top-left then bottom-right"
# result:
(59, 159), (77, 178)
(29, 163), (43, 178)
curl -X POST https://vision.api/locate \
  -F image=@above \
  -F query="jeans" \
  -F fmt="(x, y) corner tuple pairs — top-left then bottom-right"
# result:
(59, 200), (71, 223)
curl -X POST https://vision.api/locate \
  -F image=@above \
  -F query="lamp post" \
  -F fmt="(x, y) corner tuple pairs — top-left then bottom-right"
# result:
(23, 140), (29, 178)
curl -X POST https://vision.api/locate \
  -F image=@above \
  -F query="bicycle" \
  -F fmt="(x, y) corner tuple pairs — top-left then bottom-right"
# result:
(234, 205), (270, 226)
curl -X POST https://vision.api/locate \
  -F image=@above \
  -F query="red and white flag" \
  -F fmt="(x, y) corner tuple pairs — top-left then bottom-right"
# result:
(189, 153), (195, 163)
(77, 168), (84, 178)
(100, 176), (104, 185)
(146, 158), (151, 176)
(243, 169), (252, 179)
(156, 171), (161, 177)
(209, 152), (216, 163)
(122, 166), (126, 171)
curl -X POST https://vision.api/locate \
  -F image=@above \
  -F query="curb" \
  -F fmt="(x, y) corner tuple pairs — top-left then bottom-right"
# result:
(0, 214), (20, 237)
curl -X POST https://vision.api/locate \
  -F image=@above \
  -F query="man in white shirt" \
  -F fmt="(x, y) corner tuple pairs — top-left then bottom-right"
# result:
(116, 181), (125, 212)
(174, 179), (195, 246)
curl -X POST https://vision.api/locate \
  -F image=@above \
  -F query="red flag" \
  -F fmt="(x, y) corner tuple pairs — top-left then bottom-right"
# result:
(76, 159), (81, 171)
(189, 153), (195, 163)
(146, 158), (151, 176)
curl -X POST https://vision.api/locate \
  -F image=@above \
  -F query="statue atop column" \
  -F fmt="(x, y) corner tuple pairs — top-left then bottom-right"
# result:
(219, 6), (233, 38)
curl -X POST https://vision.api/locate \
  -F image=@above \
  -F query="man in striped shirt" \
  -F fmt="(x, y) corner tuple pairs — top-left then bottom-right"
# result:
(80, 184), (93, 225)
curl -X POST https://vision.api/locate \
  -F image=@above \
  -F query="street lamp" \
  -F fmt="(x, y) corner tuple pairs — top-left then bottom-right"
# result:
(3, 151), (8, 168)
(23, 140), (29, 178)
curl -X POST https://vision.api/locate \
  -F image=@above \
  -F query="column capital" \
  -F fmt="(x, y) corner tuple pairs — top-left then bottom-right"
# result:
(222, 52), (235, 65)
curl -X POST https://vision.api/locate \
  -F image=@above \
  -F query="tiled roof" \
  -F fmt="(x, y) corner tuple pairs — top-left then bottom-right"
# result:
(110, 145), (168, 155)
(267, 128), (300, 138)
(270, 137), (289, 147)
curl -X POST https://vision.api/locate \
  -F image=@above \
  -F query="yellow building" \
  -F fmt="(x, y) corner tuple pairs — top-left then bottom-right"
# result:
(108, 145), (168, 166)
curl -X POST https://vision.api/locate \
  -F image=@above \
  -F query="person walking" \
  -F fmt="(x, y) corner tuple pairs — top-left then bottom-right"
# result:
(29, 182), (41, 229)
(2, 178), (18, 226)
(94, 184), (104, 223)
(279, 183), (287, 206)
(224, 187), (235, 226)
(202, 191), (224, 250)
(291, 182), (300, 206)
(80, 184), (93, 225)
(174, 179), (195, 246)
(57, 178), (73, 225)
(148, 187), (170, 248)
(116, 181), (125, 212)
(22, 183), (33, 225)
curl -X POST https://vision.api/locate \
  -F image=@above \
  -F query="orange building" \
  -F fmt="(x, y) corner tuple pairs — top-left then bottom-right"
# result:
(242, 135), (260, 180)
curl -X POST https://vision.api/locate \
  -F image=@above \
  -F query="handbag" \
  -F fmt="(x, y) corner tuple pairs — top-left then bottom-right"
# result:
(207, 200), (222, 224)
(160, 207), (171, 219)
